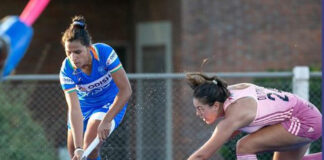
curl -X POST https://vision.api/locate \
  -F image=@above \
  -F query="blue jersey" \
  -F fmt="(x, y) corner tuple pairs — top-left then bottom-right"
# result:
(59, 43), (122, 108)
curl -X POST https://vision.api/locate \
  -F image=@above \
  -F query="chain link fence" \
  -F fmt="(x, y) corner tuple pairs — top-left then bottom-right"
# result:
(0, 71), (321, 160)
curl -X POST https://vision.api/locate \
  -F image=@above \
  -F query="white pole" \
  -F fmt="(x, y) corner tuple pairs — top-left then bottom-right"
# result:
(292, 66), (310, 155)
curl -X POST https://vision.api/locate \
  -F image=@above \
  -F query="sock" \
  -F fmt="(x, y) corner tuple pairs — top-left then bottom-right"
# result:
(302, 152), (322, 160)
(237, 154), (258, 160)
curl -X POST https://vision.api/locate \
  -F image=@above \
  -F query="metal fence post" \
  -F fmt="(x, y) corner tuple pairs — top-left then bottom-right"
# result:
(293, 66), (310, 100)
(292, 66), (310, 155)
(136, 80), (143, 160)
(166, 78), (173, 160)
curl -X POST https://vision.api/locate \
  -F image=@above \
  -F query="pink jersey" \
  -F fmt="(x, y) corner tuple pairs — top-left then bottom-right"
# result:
(223, 84), (322, 140)
(224, 84), (298, 133)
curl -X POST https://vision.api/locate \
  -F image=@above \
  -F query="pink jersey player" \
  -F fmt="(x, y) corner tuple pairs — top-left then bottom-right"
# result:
(186, 72), (322, 160)
(224, 84), (321, 141)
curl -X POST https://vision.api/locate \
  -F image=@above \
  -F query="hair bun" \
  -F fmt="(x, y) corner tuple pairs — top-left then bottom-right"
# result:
(73, 21), (85, 28)
(212, 80), (218, 85)
(71, 16), (86, 29)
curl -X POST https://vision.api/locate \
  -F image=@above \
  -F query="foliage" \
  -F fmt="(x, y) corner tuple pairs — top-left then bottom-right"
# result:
(0, 83), (57, 160)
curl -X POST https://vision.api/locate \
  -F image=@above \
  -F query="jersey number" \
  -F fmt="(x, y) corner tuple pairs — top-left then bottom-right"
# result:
(267, 93), (289, 102)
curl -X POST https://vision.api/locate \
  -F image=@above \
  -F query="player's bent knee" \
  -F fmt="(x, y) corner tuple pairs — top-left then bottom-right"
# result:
(236, 138), (256, 154)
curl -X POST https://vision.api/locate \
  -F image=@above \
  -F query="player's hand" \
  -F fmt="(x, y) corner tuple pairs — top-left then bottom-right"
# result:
(97, 120), (111, 141)
(72, 148), (84, 160)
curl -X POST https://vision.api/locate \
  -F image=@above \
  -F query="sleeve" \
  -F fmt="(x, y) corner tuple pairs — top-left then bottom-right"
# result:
(96, 43), (123, 73)
(59, 59), (77, 93)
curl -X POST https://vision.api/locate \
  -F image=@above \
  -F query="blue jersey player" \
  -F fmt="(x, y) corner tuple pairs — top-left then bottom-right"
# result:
(60, 16), (132, 160)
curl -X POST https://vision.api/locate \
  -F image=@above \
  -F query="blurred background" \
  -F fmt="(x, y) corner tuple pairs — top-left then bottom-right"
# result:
(0, 0), (321, 160)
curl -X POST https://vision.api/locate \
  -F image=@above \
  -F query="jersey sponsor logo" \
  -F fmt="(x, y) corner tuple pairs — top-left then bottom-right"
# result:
(60, 75), (74, 85)
(106, 50), (118, 65)
(307, 127), (314, 133)
(76, 73), (113, 96)
(87, 75), (111, 89)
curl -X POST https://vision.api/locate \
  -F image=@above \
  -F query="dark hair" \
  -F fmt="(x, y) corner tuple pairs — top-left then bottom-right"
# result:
(186, 72), (230, 106)
(61, 15), (92, 46)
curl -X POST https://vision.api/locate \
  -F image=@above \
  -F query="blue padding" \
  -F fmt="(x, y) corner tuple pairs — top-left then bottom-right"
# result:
(0, 16), (33, 78)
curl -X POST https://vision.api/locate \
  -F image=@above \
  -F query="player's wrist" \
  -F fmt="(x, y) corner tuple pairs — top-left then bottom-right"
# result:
(74, 148), (84, 155)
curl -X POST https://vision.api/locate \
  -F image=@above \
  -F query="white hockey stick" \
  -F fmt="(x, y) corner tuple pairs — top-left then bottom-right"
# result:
(80, 120), (115, 160)
(81, 136), (100, 160)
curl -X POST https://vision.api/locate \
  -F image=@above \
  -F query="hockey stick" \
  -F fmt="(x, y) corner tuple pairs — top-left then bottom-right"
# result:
(81, 136), (100, 160)
(0, 0), (50, 78)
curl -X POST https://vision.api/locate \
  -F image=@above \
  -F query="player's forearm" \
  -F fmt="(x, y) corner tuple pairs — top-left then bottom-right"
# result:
(69, 109), (84, 148)
(188, 154), (208, 160)
(188, 133), (227, 160)
(188, 121), (237, 160)
(65, 92), (84, 148)
(103, 87), (132, 122)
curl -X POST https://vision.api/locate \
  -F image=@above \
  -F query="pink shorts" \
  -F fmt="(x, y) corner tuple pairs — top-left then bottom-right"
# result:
(281, 98), (322, 141)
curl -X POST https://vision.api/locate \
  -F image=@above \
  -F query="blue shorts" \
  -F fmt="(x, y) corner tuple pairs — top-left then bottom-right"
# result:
(67, 102), (128, 133)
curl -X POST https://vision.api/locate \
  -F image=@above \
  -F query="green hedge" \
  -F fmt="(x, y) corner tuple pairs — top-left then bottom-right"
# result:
(0, 84), (57, 160)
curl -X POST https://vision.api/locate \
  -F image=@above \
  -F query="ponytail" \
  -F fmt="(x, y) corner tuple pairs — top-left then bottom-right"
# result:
(186, 72), (230, 105)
